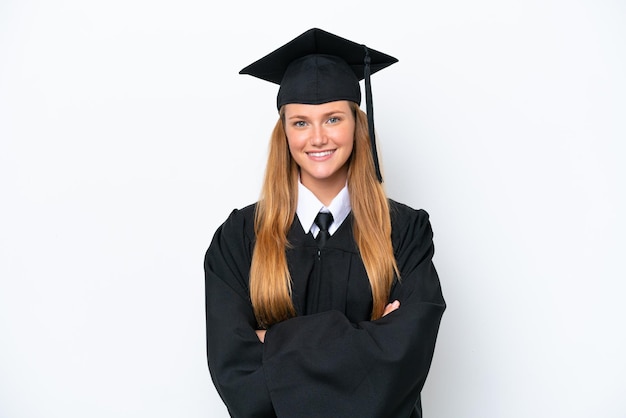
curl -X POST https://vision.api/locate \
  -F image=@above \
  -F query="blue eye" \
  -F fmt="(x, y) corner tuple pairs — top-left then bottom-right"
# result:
(294, 121), (307, 127)
(328, 116), (340, 124)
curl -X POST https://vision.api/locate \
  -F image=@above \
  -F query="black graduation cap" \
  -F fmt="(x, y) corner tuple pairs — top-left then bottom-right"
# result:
(239, 28), (398, 183)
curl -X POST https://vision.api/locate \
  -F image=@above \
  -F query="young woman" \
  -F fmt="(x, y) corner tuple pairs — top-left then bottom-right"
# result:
(204, 28), (445, 418)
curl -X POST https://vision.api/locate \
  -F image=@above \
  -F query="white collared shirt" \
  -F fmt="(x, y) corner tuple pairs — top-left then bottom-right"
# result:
(297, 181), (351, 238)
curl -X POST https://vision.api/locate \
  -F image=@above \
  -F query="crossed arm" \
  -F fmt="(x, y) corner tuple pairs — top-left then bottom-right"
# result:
(254, 300), (400, 343)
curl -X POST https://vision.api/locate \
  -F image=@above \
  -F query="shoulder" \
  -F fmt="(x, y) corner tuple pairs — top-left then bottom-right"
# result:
(205, 204), (258, 289)
(388, 199), (431, 229)
(224, 202), (257, 224)
(388, 199), (435, 252)
(213, 202), (257, 244)
(205, 202), (258, 269)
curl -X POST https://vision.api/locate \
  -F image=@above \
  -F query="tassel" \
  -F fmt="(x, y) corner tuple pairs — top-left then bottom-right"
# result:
(363, 45), (383, 183)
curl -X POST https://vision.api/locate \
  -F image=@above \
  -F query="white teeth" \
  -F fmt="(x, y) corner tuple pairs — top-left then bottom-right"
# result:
(308, 150), (333, 157)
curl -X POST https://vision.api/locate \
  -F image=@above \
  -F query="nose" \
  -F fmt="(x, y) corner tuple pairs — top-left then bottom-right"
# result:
(309, 125), (328, 147)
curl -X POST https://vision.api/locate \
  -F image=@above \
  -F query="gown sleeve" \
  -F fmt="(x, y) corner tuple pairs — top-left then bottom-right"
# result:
(204, 207), (276, 418)
(261, 205), (446, 418)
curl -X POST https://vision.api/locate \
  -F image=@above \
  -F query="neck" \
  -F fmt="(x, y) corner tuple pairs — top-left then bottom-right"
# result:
(301, 170), (347, 206)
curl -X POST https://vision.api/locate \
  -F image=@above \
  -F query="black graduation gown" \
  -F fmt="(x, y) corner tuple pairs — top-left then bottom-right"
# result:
(204, 199), (445, 418)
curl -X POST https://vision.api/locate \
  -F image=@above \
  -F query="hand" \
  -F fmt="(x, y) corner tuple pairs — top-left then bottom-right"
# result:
(255, 329), (266, 343)
(382, 300), (400, 317)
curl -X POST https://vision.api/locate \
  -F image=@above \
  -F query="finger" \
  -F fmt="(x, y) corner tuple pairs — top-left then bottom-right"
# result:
(382, 300), (400, 316)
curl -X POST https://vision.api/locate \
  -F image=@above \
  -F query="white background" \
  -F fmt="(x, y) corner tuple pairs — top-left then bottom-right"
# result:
(1, 1), (624, 417)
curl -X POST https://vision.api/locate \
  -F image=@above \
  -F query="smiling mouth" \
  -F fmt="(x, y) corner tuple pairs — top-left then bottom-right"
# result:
(307, 150), (335, 157)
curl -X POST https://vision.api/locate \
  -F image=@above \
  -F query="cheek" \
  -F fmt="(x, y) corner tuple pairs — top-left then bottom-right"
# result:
(285, 136), (303, 162)
(339, 127), (356, 151)
(285, 130), (302, 150)
(345, 135), (355, 151)
(286, 139), (297, 157)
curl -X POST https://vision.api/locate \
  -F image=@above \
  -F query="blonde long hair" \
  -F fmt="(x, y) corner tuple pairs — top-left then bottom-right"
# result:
(250, 102), (398, 328)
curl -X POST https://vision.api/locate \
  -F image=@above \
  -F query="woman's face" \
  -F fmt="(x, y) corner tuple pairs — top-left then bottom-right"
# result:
(283, 100), (355, 193)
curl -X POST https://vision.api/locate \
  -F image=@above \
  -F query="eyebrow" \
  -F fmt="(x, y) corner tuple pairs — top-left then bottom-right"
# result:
(286, 110), (349, 120)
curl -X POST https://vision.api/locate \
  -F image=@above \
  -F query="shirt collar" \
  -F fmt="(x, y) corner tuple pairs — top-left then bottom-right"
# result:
(297, 180), (351, 237)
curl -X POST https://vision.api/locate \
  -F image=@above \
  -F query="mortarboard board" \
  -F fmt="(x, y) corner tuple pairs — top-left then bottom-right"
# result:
(239, 28), (398, 183)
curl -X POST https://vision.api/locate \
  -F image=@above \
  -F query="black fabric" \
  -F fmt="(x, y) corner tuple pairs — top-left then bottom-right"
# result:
(314, 211), (333, 249)
(239, 28), (397, 108)
(277, 54), (362, 110)
(204, 200), (445, 418)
